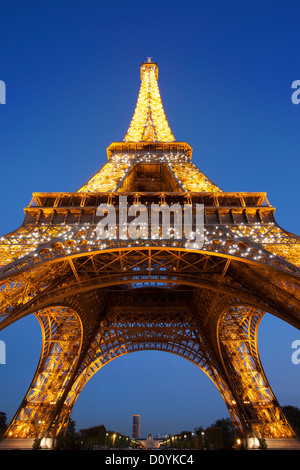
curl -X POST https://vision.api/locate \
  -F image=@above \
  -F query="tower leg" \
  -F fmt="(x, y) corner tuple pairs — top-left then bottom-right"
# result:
(4, 306), (83, 440)
(218, 304), (295, 443)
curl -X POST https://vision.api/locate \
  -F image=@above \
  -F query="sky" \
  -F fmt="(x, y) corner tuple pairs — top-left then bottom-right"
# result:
(0, 0), (300, 438)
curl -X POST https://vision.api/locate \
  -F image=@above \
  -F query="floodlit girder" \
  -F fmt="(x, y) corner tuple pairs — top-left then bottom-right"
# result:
(5, 306), (83, 439)
(1, 247), (299, 332)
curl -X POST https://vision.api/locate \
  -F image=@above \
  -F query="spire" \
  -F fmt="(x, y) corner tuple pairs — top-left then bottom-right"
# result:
(124, 59), (176, 143)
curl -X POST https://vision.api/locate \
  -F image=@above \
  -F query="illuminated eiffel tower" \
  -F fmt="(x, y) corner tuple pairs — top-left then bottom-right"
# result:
(1, 58), (300, 449)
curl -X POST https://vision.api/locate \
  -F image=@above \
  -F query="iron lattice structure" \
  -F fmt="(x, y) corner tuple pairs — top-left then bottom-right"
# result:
(1, 59), (300, 444)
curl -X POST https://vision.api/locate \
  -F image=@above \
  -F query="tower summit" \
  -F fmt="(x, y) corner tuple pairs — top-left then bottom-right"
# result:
(78, 59), (221, 193)
(124, 59), (175, 143)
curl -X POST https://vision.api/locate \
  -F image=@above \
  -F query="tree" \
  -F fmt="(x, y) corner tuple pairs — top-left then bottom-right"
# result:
(0, 412), (7, 439)
(79, 424), (107, 449)
(55, 418), (80, 450)
(195, 418), (236, 450)
(258, 436), (267, 449)
(171, 431), (197, 449)
(194, 426), (206, 449)
(205, 426), (223, 450)
(282, 405), (300, 437)
(212, 418), (235, 449)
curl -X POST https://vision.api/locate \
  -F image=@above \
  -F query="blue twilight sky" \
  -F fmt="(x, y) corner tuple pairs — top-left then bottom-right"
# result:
(0, 0), (300, 438)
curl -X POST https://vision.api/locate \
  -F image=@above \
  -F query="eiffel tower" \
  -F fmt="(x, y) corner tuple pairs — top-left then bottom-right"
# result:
(1, 58), (300, 450)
